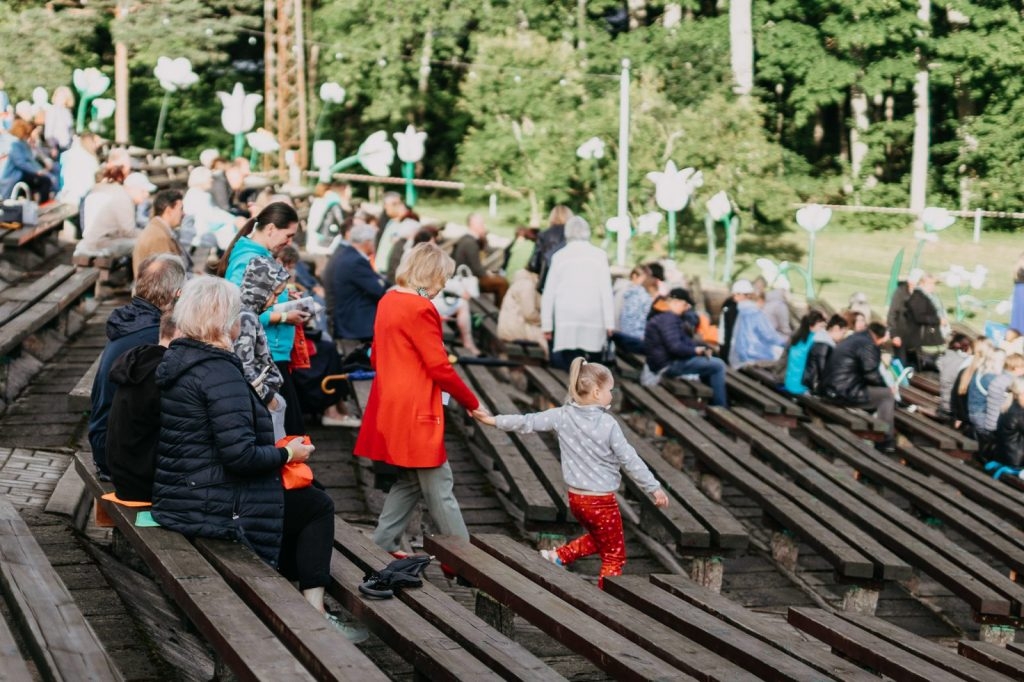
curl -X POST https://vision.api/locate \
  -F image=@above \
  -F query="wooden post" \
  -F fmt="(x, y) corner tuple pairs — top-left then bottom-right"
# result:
(689, 556), (724, 593)
(474, 591), (515, 638)
(770, 530), (799, 572)
(978, 624), (1016, 646)
(699, 471), (722, 503)
(840, 584), (880, 616)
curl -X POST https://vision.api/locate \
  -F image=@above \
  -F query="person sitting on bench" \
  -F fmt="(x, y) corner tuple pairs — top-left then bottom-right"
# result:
(105, 313), (177, 502)
(821, 322), (897, 452)
(995, 377), (1024, 469)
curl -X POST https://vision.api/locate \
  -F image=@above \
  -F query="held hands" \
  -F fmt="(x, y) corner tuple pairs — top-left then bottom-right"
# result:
(287, 437), (315, 463)
(652, 489), (670, 508)
(471, 407), (496, 426)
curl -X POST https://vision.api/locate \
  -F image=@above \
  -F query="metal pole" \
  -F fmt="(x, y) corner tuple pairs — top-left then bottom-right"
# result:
(616, 59), (631, 267)
(974, 207), (982, 243)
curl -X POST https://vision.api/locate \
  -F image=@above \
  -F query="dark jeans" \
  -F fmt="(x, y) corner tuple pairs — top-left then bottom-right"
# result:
(278, 485), (335, 590)
(275, 361), (306, 436)
(861, 386), (895, 435)
(611, 333), (645, 355)
(667, 356), (728, 407)
(550, 348), (604, 371)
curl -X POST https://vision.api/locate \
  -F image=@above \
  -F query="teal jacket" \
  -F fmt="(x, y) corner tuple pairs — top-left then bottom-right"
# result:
(226, 237), (295, 362)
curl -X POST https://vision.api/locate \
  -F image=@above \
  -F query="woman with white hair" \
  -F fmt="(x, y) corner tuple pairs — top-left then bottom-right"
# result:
(152, 276), (365, 640)
(540, 216), (615, 369)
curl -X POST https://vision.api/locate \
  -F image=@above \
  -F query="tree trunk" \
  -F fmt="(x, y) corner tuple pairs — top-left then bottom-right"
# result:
(909, 0), (931, 215)
(729, 0), (753, 98)
(849, 85), (869, 186)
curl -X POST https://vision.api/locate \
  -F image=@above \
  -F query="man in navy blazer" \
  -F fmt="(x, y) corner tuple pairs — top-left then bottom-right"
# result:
(329, 223), (388, 341)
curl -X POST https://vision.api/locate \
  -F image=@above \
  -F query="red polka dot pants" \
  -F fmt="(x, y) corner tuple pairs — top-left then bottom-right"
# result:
(555, 491), (626, 589)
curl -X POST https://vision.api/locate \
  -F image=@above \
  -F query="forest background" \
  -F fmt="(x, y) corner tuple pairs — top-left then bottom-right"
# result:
(1, 1), (1022, 310)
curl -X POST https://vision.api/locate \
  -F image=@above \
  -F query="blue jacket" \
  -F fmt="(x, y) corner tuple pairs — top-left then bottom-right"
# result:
(644, 311), (699, 372)
(88, 298), (162, 474)
(0, 138), (43, 199)
(784, 335), (814, 395)
(329, 244), (387, 340)
(729, 300), (787, 367)
(152, 338), (286, 567)
(225, 237), (294, 362)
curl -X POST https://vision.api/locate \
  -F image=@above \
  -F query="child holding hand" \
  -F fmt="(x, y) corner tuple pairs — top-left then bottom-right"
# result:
(475, 357), (668, 588)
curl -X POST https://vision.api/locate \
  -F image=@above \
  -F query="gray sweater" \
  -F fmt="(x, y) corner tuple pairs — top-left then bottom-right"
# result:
(495, 403), (661, 495)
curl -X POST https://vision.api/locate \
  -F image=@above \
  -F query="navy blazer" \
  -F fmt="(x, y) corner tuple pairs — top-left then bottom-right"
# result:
(329, 244), (388, 340)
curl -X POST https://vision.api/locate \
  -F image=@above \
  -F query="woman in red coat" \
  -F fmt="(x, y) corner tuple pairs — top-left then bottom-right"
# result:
(354, 242), (485, 551)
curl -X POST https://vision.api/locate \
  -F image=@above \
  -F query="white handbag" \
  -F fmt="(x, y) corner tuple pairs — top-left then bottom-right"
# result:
(447, 264), (480, 299)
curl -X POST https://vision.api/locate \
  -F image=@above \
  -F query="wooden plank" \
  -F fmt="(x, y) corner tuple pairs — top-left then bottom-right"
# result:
(811, 424), (1024, 577)
(0, 497), (123, 682)
(622, 383), (878, 579)
(469, 534), (771, 681)
(331, 520), (564, 682)
(69, 354), (101, 412)
(0, 606), (34, 682)
(0, 269), (98, 356)
(1, 204), (75, 247)
(711, 409), (1014, 616)
(195, 538), (388, 682)
(895, 410), (977, 453)
(897, 443), (1024, 527)
(827, 610), (1013, 682)
(74, 453), (315, 681)
(452, 365), (559, 522)
(424, 534), (696, 682)
(958, 641), (1024, 679)
(643, 574), (877, 682)
(463, 363), (570, 519)
(0, 264), (74, 303)
(787, 608), (963, 682)
(327, 549), (503, 682)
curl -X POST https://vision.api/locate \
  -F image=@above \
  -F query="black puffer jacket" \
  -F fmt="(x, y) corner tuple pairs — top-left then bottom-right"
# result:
(526, 223), (565, 292)
(107, 344), (166, 502)
(996, 402), (1024, 469)
(152, 337), (287, 567)
(821, 331), (886, 405)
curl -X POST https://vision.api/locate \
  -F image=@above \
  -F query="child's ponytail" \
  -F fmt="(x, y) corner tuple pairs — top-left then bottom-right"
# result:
(566, 357), (613, 404)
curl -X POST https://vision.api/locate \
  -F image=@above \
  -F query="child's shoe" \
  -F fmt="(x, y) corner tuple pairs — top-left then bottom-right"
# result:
(325, 613), (369, 643)
(539, 549), (563, 566)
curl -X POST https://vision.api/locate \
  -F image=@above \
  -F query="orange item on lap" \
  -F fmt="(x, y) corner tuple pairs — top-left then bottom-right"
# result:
(277, 435), (313, 489)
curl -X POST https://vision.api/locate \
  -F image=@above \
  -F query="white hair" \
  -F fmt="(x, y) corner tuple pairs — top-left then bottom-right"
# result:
(564, 215), (591, 241)
(173, 276), (240, 346)
(349, 224), (377, 244)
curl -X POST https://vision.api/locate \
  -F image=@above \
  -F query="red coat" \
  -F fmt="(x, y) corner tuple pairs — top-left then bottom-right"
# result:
(354, 290), (479, 468)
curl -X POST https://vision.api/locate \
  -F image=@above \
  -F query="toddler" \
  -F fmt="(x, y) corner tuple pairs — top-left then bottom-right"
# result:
(476, 358), (668, 587)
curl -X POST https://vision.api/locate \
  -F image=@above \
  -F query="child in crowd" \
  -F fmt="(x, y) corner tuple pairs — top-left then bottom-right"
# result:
(475, 358), (668, 588)
(235, 256), (290, 440)
(995, 377), (1024, 469)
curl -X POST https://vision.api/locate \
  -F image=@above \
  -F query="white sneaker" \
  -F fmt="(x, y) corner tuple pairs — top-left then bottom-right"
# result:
(539, 549), (563, 566)
(321, 414), (362, 428)
(325, 613), (369, 643)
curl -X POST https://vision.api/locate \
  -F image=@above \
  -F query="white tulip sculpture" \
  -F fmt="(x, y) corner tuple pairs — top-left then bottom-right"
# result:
(88, 98), (116, 134)
(326, 131), (395, 178)
(217, 83), (262, 159)
(704, 190), (738, 282)
(73, 67), (111, 133)
(394, 125), (427, 207)
(636, 212), (663, 235)
(910, 206), (956, 271)
(792, 203), (832, 299)
(314, 82), (345, 143)
(943, 263), (988, 321)
(576, 137), (608, 247)
(246, 128), (280, 167)
(645, 161), (703, 259)
(153, 57), (199, 150)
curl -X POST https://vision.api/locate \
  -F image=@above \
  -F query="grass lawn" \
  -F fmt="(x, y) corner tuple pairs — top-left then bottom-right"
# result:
(413, 195), (1018, 327)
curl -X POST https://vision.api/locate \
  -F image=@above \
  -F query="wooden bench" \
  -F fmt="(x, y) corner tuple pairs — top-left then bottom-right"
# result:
(68, 353), (101, 412)
(788, 607), (1007, 682)
(71, 252), (130, 297)
(0, 496), (123, 680)
(74, 452), (384, 681)
(616, 349), (714, 407)
(0, 202), (78, 269)
(808, 424), (1024, 597)
(724, 367), (802, 426)
(523, 364), (748, 557)
(0, 265), (99, 410)
(894, 407), (978, 458)
(709, 409), (1023, 630)
(958, 640), (1024, 678)
(622, 382), (909, 599)
(467, 296), (546, 364)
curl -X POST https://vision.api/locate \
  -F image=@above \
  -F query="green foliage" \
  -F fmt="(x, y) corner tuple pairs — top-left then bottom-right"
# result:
(0, 7), (101, 98)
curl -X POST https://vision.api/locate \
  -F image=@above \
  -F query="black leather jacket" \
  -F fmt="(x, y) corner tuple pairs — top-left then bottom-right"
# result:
(821, 331), (885, 405)
(996, 402), (1024, 468)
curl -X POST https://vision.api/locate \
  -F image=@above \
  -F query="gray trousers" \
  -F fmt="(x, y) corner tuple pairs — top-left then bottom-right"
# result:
(863, 386), (896, 434)
(372, 460), (469, 552)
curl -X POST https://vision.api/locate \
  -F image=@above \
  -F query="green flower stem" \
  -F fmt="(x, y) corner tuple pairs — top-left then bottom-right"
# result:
(233, 133), (245, 160)
(402, 161), (417, 207)
(75, 95), (95, 134)
(667, 210), (677, 259)
(704, 214), (717, 281)
(249, 147), (259, 168)
(806, 231), (817, 300)
(328, 155), (360, 175)
(910, 238), (926, 272)
(313, 104), (330, 145)
(723, 215), (737, 283)
(153, 91), (171, 151)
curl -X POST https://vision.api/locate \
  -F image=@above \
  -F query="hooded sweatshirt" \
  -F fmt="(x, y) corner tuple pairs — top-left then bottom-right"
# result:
(88, 297), (162, 474)
(106, 344), (166, 502)
(234, 256), (288, 404)
(225, 236), (295, 362)
(495, 403), (660, 495)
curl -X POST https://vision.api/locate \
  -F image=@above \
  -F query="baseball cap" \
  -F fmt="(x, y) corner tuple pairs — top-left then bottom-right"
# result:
(666, 287), (694, 306)
(124, 172), (157, 193)
(731, 279), (754, 295)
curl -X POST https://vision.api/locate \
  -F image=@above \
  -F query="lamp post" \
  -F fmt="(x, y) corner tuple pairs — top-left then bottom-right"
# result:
(615, 59), (631, 267)
(394, 125), (426, 207)
(217, 83), (262, 160)
(152, 57), (198, 151)
(73, 68), (110, 134)
(646, 161), (702, 259)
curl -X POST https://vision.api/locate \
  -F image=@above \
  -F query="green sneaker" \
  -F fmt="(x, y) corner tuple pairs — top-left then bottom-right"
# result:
(325, 613), (369, 643)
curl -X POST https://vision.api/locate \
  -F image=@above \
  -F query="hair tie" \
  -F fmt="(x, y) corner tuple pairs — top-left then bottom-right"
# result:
(581, 359), (588, 365)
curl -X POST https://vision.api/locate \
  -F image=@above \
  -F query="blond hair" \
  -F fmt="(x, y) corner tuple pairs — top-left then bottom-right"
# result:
(548, 205), (573, 227)
(173, 276), (241, 348)
(1012, 377), (1024, 399)
(566, 357), (613, 404)
(396, 242), (455, 291)
(1006, 353), (1024, 373)
(958, 337), (993, 396)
